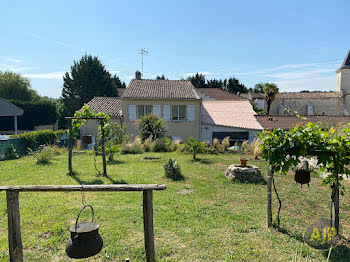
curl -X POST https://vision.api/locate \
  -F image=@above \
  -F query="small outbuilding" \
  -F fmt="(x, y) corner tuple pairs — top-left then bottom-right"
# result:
(0, 98), (24, 135)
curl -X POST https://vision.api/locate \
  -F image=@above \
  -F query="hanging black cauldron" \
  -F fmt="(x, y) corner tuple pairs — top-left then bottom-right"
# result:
(66, 205), (103, 259)
(82, 135), (92, 144)
(294, 160), (311, 187)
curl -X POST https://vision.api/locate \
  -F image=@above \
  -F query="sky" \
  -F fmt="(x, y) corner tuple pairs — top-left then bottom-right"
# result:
(1, 0), (350, 98)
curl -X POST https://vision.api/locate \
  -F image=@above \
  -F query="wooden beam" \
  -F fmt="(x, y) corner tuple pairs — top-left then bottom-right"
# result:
(0, 184), (166, 192)
(143, 190), (155, 262)
(267, 165), (273, 228)
(99, 120), (107, 176)
(6, 190), (23, 262)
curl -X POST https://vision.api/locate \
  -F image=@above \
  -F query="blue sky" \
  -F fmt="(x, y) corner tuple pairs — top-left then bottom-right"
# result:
(1, 0), (350, 98)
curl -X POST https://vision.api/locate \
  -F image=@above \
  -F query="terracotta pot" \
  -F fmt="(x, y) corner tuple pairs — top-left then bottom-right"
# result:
(240, 158), (248, 167)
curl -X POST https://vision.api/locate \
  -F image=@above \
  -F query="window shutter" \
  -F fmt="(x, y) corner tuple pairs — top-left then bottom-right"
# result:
(128, 104), (136, 121)
(307, 104), (313, 115)
(163, 105), (170, 121)
(187, 104), (195, 121)
(153, 105), (161, 118)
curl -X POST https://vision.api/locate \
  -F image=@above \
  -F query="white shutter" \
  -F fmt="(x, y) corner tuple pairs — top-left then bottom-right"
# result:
(128, 104), (136, 121)
(153, 105), (161, 118)
(163, 105), (170, 121)
(187, 104), (195, 121)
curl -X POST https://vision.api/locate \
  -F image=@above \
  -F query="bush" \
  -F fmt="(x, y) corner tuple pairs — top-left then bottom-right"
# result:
(29, 145), (55, 165)
(143, 138), (153, 152)
(4, 144), (19, 160)
(121, 141), (143, 154)
(136, 114), (167, 141)
(171, 139), (182, 152)
(213, 138), (220, 150)
(151, 139), (167, 152)
(164, 158), (183, 181)
(15, 129), (66, 151)
(222, 137), (230, 151)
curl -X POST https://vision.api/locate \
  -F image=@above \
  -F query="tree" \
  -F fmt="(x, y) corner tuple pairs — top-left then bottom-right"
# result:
(225, 77), (249, 94)
(156, 75), (167, 80)
(112, 75), (126, 92)
(187, 73), (206, 88)
(0, 71), (39, 101)
(61, 54), (120, 119)
(136, 114), (167, 141)
(251, 83), (264, 93)
(261, 83), (279, 114)
(207, 79), (224, 89)
(183, 136), (205, 160)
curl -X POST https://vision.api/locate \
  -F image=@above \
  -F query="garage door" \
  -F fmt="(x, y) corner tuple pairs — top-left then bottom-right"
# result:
(212, 132), (249, 145)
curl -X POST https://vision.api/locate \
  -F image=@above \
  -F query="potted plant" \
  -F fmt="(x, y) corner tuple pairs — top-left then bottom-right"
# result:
(164, 158), (182, 180)
(240, 158), (248, 167)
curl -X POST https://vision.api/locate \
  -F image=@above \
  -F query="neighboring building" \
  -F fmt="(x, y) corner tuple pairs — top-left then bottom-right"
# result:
(81, 71), (262, 143)
(0, 97), (24, 135)
(240, 91), (265, 109)
(256, 115), (350, 130)
(201, 101), (262, 144)
(269, 49), (350, 116)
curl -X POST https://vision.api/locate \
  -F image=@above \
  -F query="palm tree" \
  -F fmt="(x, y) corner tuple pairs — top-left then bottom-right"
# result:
(262, 83), (279, 115)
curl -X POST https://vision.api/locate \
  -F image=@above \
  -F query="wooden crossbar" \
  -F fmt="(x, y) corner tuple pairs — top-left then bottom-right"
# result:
(2, 184), (166, 262)
(0, 184), (166, 192)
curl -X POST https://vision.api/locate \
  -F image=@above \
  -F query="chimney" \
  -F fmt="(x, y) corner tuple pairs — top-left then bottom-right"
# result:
(135, 70), (141, 80)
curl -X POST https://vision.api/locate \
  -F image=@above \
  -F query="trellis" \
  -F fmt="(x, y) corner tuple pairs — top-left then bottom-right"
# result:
(66, 116), (107, 176)
(0, 184), (166, 262)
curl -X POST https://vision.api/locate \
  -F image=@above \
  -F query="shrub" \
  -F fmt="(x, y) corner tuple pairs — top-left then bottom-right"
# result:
(241, 140), (249, 151)
(151, 139), (167, 152)
(212, 138), (220, 150)
(15, 129), (66, 151)
(29, 145), (54, 165)
(222, 137), (230, 151)
(171, 139), (182, 152)
(4, 144), (19, 160)
(136, 114), (167, 141)
(253, 138), (262, 159)
(143, 138), (153, 152)
(164, 158), (183, 181)
(121, 141), (142, 154)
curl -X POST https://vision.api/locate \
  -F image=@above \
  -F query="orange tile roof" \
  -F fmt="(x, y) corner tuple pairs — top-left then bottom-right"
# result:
(201, 101), (263, 130)
(85, 97), (122, 117)
(256, 115), (350, 130)
(195, 88), (247, 101)
(123, 79), (199, 99)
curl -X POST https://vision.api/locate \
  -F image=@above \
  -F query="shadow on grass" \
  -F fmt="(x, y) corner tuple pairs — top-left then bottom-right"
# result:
(322, 240), (350, 262)
(69, 172), (127, 185)
(190, 158), (214, 165)
(107, 160), (125, 165)
(276, 227), (304, 242)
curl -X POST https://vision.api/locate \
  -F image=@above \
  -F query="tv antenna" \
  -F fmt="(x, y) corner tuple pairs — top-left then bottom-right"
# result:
(140, 48), (148, 77)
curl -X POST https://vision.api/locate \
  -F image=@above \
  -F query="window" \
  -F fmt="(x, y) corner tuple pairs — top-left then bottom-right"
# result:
(171, 106), (186, 121)
(137, 105), (152, 118)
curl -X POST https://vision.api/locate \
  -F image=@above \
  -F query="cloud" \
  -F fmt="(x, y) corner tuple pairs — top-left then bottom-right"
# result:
(24, 72), (65, 79)
(265, 68), (336, 80)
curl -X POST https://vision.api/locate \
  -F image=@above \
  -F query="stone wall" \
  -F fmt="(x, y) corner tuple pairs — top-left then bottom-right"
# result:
(270, 97), (344, 116)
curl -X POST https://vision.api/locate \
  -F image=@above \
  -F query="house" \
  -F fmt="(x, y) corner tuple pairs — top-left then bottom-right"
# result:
(81, 71), (262, 143)
(269, 49), (350, 116)
(240, 91), (265, 110)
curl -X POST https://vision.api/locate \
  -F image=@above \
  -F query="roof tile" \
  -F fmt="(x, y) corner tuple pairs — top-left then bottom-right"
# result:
(85, 97), (122, 117)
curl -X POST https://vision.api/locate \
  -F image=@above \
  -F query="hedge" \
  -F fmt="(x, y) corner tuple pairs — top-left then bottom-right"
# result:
(13, 129), (67, 151)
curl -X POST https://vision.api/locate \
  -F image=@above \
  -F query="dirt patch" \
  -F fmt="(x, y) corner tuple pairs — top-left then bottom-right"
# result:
(177, 188), (196, 195)
(41, 231), (54, 239)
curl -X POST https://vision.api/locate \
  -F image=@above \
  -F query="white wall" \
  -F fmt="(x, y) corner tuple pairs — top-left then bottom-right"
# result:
(201, 124), (260, 144)
(255, 99), (265, 110)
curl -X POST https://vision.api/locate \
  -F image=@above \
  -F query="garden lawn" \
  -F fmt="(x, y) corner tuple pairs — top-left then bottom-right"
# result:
(0, 151), (349, 261)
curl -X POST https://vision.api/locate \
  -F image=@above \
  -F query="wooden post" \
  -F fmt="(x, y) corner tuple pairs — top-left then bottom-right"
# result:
(333, 155), (340, 233)
(143, 190), (155, 262)
(99, 120), (107, 176)
(267, 165), (273, 228)
(14, 116), (18, 137)
(6, 190), (23, 262)
(68, 126), (73, 174)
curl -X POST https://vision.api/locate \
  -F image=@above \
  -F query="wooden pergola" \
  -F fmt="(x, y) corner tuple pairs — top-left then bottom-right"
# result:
(0, 184), (166, 262)
(65, 116), (107, 176)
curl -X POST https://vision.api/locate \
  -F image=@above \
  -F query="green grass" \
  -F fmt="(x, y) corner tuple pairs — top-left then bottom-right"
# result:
(0, 151), (349, 261)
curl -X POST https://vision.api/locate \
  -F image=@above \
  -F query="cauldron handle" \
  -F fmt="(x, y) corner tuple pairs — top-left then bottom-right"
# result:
(75, 205), (94, 230)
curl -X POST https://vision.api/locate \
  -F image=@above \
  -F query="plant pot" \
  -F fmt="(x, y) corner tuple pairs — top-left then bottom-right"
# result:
(240, 158), (248, 167)
(294, 169), (311, 186)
